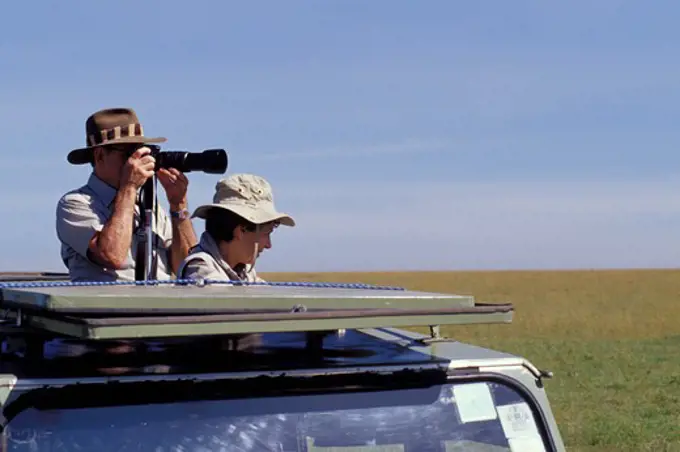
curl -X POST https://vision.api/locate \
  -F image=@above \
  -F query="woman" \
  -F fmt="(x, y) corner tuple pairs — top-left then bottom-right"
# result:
(177, 173), (295, 282)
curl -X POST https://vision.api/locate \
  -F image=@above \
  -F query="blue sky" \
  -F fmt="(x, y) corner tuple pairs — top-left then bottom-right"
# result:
(1, 0), (679, 272)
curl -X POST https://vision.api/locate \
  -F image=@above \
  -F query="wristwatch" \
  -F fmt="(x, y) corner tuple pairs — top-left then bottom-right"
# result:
(170, 208), (190, 220)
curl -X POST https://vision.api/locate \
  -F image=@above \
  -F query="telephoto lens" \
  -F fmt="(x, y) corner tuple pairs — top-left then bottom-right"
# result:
(151, 147), (228, 174)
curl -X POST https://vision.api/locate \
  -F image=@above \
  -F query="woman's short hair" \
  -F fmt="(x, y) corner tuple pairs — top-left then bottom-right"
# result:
(204, 208), (257, 243)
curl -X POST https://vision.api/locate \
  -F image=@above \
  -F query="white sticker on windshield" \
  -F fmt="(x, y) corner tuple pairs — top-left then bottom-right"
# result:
(497, 402), (541, 439)
(509, 436), (546, 452)
(452, 382), (498, 423)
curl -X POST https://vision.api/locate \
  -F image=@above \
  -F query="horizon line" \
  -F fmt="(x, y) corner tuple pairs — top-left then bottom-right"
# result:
(261, 267), (680, 274)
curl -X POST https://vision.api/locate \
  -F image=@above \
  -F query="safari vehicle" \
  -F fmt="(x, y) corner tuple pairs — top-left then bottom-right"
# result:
(0, 272), (566, 451)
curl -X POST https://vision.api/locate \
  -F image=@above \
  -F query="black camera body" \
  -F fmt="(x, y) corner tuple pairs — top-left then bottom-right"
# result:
(147, 145), (228, 174)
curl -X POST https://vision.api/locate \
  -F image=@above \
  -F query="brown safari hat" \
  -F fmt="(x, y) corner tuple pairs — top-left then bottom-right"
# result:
(67, 107), (166, 165)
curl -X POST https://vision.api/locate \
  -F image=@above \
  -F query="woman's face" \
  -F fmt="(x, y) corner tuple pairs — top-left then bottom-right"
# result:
(233, 221), (278, 265)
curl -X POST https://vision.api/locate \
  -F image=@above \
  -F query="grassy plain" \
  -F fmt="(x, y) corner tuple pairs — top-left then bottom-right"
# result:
(263, 269), (680, 452)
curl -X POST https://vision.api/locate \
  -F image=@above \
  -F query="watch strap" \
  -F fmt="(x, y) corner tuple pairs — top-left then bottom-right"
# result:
(170, 208), (190, 220)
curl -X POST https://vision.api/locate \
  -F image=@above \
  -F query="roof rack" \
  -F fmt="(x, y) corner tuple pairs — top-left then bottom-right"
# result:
(0, 279), (513, 341)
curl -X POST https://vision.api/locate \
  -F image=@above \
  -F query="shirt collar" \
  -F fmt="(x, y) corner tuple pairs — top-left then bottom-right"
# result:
(86, 172), (119, 208)
(197, 231), (246, 280)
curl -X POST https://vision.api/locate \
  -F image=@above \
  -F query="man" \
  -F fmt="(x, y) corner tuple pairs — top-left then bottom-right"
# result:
(177, 173), (295, 282)
(56, 107), (198, 281)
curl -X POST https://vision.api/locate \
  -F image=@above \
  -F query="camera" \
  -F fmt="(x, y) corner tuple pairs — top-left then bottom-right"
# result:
(147, 145), (228, 174)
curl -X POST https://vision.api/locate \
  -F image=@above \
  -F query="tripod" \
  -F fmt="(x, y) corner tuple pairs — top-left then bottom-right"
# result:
(134, 176), (158, 282)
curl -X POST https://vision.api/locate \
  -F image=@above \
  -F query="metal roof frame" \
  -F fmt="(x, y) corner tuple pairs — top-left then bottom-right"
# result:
(0, 280), (513, 340)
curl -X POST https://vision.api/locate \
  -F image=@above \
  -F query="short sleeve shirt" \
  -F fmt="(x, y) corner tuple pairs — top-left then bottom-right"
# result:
(56, 173), (174, 282)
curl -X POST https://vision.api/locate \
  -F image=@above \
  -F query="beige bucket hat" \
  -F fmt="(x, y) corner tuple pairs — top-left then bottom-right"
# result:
(192, 173), (295, 227)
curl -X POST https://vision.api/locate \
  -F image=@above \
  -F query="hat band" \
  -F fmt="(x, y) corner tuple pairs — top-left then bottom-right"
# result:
(87, 123), (144, 147)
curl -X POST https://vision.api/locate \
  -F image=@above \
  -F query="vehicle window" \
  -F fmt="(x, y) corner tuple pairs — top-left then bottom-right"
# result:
(3, 379), (550, 451)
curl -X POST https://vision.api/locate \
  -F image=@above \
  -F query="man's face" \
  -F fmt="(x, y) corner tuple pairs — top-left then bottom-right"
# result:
(93, 144), (143, 188)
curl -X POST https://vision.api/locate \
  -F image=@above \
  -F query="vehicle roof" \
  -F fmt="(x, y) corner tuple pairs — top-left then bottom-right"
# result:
(0, 326), (525, 378)
(0, 277), (511, 337)
(0, 276), (530, 382)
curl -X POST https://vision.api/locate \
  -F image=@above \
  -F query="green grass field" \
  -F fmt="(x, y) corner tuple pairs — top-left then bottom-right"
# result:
(263, 269), (680, 452)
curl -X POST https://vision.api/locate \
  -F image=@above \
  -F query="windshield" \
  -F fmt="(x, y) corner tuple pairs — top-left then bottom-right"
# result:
(4, 378), (550, 451)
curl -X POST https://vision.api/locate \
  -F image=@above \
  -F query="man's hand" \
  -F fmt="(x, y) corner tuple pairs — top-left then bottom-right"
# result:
(120, 147), (156, 190)
(84, 147), (157, 270)
(158, 167), (197, 275)
(158, 167), (189, 208)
